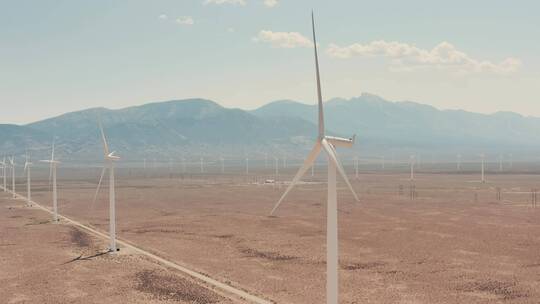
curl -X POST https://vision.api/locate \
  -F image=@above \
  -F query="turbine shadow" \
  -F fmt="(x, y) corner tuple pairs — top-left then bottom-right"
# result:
(62, 250), (109, 265)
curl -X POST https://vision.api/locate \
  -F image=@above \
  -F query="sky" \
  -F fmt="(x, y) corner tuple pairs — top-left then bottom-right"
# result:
(0, 0), (539, 124)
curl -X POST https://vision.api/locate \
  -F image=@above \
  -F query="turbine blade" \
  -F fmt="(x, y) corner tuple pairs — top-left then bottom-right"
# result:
(91, 166), (107, 210)
(321, 139), (359, 201)
(270, 142), (321, 215)
(312, 12), (324, 138)
(98, 119), (110, 156)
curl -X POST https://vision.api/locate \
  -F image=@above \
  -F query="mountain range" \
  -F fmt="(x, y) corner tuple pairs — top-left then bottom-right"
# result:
(1, 93), (539, 162)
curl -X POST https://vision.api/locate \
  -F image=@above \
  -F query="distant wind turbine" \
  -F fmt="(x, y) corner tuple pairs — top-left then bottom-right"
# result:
(409, 155), (415, 181)
(24, 152), (33, 206)
(480, 153), (485, 183)
(0, 157), (6, 191)
(9, 156), (16, 198)
(40, 139), (60, 222)
(270, 13), (359, 304)
(92, 121), (120, 252)
(274, 156), (279, 179)
(457, 154), (461, 171)
(354, 156), (359, 179)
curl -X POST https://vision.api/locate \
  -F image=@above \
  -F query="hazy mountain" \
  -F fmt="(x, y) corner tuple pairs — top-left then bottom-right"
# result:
(1, 94), (539, 161)
(3, 99), (316, 160)
(252, 93), (540, 155)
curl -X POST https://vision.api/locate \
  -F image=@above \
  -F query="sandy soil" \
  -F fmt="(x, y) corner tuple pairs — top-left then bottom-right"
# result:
(0, 193), (235, 304)
(4, 167), (540, 303)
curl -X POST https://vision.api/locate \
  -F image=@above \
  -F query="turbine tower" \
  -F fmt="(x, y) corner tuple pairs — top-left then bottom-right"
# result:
(457, 153), (461, 171)
(354, 156), (359, 179)
(9, 156), (16, 198)
(40, 139), (60, 222)
(270, 13), (359, 304)
(409, 155), (415, 181)
(480, 153), (485, 183)
(24, 152), (33, 206)
(93, 121), (120, 252)
(1, 157), (6, 191)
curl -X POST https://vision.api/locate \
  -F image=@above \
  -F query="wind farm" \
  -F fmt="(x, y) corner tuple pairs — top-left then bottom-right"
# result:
(2, 2), (540, 304)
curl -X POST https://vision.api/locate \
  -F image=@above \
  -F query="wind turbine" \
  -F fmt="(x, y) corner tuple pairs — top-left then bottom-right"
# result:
(220, 156), (225, 174)
(354, 156), (359, 179)
(457, 154), (462, 171)
(270, 13), (359, 304)
(245, 156), (249, 175)
(40, 140), (60, 222)
(409, 155), (415, 181)
(0, 157), (6, 191)
(480, 153), (485, 183)
(92, 121), (120, 252)
(273, 156), (279, 178)
(200, 157), (204, 173)
(499, 154), (503, 172)
(24, 152), (33, 206)
(9, 156), (16, 198)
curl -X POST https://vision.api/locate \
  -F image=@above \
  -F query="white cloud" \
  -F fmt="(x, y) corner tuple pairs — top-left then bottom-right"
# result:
(254, 30), (312, 48)
(158, 14), (168, 20)
(204, 0), (246, 5)
(263, 0), (279, 8)
(176, 16), (195, 26)
(327, 40), (521, 74)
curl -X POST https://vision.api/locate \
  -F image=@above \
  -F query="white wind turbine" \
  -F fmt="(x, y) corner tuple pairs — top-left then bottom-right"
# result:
(24, 152), (33, 206)
(270, 13), (359, 304)
(354, 156), (359, 179)
(220, 156), (225, 174)
(40, 139), (60, 222)
(92, 121), (120, 252)
(0, 157), (6, 191)
(9, 156), (16, 198)
(457, 153), (462, 171)
(409, 155), (415, 181)
(273, 156), (279, 178)
(480, 153), (485, 183)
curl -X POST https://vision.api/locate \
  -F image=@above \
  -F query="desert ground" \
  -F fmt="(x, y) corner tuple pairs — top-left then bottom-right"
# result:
(2, 162), (540, 303)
